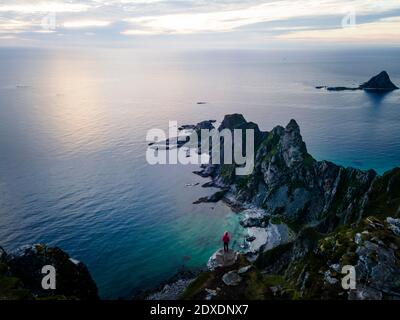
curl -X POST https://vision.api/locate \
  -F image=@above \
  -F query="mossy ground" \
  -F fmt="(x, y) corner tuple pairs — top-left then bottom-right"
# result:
(0, 262), (33, 300)
(180, 254), (300, 300)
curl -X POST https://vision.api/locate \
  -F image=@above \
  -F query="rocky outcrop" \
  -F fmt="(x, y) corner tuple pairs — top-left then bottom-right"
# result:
(183, 215), (400, 300)
(207, 248), (237, 271)
(195, 114), (396, 232)
(145, 278), (195, 300)
(0, 244), (98, 300)
(325, 86), (359, 91)
(218, 113), (268, 154)
(193, 190), (227, 204)
(267, 216), (400, 299)
(359, 71), (399, 91)
(317, 71), (398, 92)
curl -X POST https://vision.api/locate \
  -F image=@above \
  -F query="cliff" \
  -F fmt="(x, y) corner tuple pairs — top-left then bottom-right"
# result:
(0, 244), (98, 300)
(196, 114), (400, 231)
(186, 114), (400, 300)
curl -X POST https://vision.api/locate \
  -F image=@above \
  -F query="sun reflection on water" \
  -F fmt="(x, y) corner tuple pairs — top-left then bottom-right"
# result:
(43, 56), (109, 155)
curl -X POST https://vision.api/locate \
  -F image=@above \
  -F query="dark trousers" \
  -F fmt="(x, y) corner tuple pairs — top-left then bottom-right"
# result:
(223, 242), (229, 252)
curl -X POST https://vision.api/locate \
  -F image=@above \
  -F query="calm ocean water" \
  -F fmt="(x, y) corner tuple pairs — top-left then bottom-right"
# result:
(0, 48), (399, 298)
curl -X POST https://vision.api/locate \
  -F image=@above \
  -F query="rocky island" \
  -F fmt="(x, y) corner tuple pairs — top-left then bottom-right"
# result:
(317, 71), (399, 92)
(182, 113), (400, 300)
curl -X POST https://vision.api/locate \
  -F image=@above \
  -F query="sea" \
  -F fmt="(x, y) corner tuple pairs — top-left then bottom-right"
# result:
(0, 47), (399, 298)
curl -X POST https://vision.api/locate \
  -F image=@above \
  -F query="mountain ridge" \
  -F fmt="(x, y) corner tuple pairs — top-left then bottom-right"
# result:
(185, 114), (400, 300)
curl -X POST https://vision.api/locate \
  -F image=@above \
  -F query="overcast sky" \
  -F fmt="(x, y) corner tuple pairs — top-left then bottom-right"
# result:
(1, 0), (400, 49)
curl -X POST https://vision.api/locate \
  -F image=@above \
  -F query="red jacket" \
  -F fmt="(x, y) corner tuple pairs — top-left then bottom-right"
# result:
(222, 233), (230, 243)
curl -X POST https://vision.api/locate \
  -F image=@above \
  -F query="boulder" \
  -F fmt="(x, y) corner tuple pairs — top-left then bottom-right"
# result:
(204, 288), (217, 300)
(245, 236), (256, 242)
(222, 271), (242, 286)
(237, 265), (252, 274)
(386, 217), (400, 236)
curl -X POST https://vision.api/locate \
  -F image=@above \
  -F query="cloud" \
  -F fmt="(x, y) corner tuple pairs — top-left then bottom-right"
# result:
(0, 18), (35, 33)
(63, 20), (112, 28)
(121, 29), (160, 35)
(1, 0), (400, 46)
(0, 1), (90, 13)
(277, 17), (400, 42)
(121, 0), (400, 35)
(0, 35), (16, 39)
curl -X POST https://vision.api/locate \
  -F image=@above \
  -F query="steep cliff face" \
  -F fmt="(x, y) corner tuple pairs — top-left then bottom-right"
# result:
(188, 114), (400, 300)
(255, 216), (400, 299)
(0, 244), (98, 300)
(200, 114), (399, 232)
(181, 216), (400, 300)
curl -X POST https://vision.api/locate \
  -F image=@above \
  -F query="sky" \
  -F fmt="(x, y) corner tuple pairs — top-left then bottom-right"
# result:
(1, 0), (400, 49)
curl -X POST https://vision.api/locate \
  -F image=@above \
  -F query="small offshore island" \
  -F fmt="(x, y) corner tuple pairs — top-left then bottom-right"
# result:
(316, 71), (399, 91)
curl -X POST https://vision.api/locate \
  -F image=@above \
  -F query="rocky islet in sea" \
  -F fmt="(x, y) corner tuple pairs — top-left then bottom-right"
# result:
(316, 70), (399, 92)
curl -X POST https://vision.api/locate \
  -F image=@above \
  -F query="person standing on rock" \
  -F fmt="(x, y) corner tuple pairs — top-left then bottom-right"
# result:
(222, 231), (230, 253)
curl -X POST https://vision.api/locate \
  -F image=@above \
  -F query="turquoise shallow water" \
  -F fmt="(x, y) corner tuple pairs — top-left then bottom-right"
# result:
(0, 48), (400, 298)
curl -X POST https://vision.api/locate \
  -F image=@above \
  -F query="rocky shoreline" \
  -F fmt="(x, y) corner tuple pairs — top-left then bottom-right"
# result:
(133, 269), (202, 300)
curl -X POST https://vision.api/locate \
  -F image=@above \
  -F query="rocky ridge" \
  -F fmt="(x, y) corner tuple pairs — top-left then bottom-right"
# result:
(0, 244), (98, 300)
(184, 113), (400, 300)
